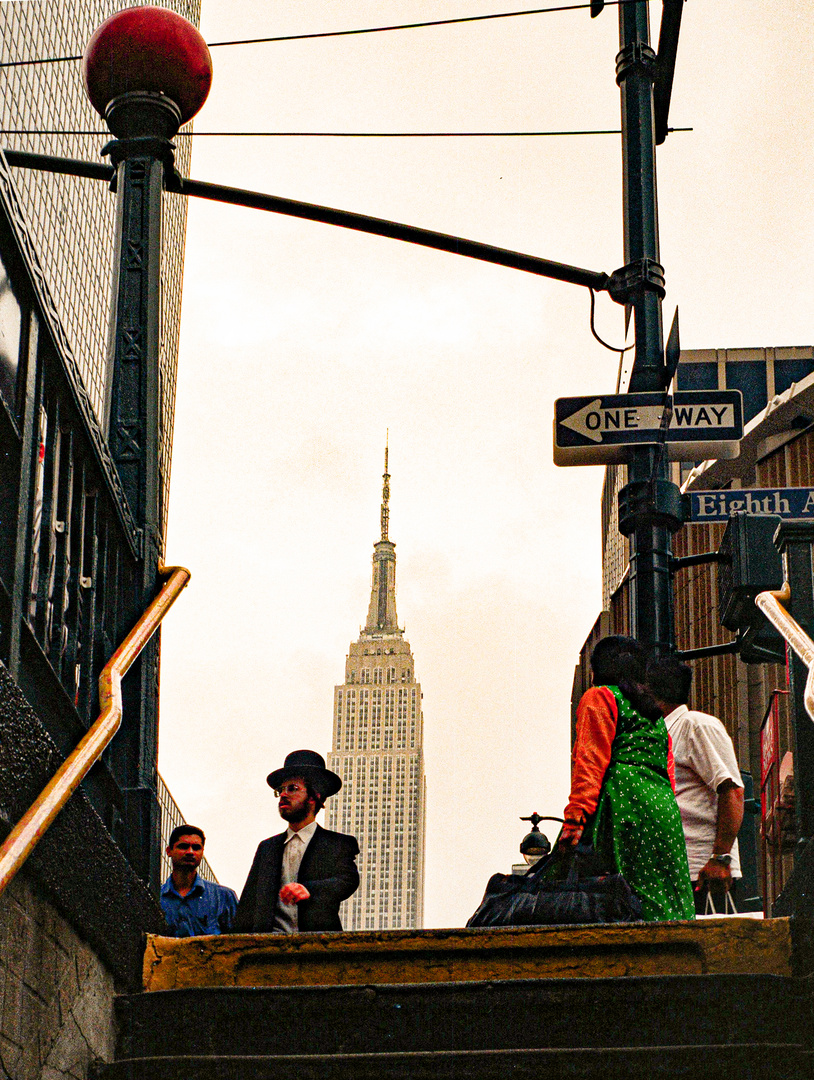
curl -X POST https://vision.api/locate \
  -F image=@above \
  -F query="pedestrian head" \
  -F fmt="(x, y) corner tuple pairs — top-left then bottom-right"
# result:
(590, 635), (661, 720)
(647, 656), (692, 709)
(590, 635), (649, 686)
(168, 824), (205, 848)
(166, 826), (205, 873)
(274, 775), (322, 825)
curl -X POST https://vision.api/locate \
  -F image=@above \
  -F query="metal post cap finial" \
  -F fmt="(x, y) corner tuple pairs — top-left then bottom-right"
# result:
(83, 6), (213, 125)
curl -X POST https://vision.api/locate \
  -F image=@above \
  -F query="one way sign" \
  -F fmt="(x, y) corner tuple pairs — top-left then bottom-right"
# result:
(554, 390), (743, 466)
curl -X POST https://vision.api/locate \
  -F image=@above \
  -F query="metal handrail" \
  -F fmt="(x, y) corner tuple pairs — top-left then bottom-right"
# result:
(0, 563), (190, 895)
(755, 583), (814, 723)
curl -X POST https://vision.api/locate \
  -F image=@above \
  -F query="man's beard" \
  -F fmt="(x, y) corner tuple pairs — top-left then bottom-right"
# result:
(279, 802), (310, 823)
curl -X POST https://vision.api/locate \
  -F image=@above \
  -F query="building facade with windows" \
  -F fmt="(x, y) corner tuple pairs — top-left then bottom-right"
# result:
(579, 346), (814, 914)
(327, 454), (426, 929)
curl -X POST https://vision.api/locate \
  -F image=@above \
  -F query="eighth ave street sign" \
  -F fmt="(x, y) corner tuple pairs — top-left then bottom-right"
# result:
(687, 488), (814, 523)
(553, 389), (743, 466)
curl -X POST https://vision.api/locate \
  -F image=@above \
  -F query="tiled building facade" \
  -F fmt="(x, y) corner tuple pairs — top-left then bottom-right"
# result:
(0, 0), (200, 532)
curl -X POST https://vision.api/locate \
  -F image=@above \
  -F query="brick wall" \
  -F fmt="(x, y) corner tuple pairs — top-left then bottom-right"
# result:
(0, 662), (167, 1077)
(0, 873), (115, 1079)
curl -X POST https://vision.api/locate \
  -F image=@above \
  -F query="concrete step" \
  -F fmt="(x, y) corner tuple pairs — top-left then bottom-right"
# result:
(114, 974), (811, 1059)
(143, 920), (794, 991)
(103, 924), (813, 1079)
(91, 1043), (810, 1080)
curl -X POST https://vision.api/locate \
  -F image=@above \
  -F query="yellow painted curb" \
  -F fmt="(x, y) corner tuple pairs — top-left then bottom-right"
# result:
(143, 918), (792, 991)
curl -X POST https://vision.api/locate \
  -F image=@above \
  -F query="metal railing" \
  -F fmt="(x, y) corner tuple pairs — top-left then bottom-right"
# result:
(755, 584), (814, 722)
(0, 148), (156, 847)
(0, 564), (190, 897)
(157, 771), (218, 884)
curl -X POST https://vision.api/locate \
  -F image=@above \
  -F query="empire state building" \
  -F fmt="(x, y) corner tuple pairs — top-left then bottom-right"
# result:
(326, 450), (426, 930)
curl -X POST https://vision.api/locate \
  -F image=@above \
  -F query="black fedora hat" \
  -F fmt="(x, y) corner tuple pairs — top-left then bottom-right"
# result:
(267, 750), (342, 798)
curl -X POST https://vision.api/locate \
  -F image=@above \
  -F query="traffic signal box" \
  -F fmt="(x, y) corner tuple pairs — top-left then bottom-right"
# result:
(717, 512), (785, 663)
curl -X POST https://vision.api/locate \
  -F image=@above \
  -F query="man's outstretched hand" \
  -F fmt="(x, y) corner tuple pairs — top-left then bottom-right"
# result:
(279, 882), (311, 904)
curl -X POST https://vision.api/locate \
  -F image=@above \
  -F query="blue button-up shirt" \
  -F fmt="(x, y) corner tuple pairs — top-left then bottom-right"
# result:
(160, 874), (238, 937)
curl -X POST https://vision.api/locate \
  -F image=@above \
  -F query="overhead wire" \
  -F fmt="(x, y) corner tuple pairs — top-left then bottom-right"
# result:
(589, 287), (634, 391)
(0, 128), (691, 138)
(0, 1), (641, 68)
(204, 1), (633, 48)
(589, 288), (634, 355)
(0, 4), (688, 140)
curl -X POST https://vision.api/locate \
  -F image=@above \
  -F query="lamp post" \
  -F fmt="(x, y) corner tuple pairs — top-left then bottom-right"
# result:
(82, 7), (212, 889)
(614, 1), (684, 655)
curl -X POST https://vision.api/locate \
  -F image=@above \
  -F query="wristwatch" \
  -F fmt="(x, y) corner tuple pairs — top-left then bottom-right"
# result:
(709, 853), (732, 866)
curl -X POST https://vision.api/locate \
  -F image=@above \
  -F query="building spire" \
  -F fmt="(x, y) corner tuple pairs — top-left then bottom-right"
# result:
(381, 432), (390, 542)
(365, 436), (401, 635)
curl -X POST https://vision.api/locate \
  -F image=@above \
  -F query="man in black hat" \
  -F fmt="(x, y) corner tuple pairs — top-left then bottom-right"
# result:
(233, 750), (359, 933)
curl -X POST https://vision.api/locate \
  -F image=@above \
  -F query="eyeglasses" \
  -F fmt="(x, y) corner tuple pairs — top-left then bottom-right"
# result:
(275, 782), (306, 797)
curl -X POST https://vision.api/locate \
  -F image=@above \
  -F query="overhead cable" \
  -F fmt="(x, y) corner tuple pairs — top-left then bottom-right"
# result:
(205, 1), (627, 48)
(0, 128), (691, 138)
(0, 0), (636, 68)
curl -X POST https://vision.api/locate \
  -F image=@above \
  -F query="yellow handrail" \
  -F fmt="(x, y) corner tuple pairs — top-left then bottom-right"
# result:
(0, 563), (190, 896)
(755, 583), (814, 723)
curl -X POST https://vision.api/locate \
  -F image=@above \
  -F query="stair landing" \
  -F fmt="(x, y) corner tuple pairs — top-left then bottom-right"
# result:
(143, 917), (791, 991)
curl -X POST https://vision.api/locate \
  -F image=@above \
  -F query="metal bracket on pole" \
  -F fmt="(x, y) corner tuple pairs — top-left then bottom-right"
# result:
(607, 258), (666, 306)
(618, 478), (684, 536)
(616, 41), (658, 84)
(670, 550), (723, 573)
(675, 640), (740, 662)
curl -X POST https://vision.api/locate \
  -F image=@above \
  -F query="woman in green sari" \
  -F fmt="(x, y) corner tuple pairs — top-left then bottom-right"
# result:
(559, 636), (694, 922)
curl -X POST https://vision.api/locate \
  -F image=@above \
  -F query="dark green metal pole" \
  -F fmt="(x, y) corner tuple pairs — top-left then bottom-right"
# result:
(103, 91), (181, 892)
(615, 1), (682, 655)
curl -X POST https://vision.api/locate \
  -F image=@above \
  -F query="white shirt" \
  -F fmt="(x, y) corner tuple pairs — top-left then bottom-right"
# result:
(664, 705), (743, 881)
(274, 820), (318, 934)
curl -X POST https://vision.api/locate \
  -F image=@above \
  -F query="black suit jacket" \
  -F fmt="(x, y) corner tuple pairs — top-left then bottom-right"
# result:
(233, 824), (360, 933)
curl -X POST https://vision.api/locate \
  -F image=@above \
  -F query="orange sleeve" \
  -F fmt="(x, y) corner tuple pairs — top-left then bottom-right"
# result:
(564, 686), (618, 821)
(667, 731), (676, 792)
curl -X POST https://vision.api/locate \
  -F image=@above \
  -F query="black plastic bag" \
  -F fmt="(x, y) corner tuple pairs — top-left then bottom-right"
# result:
(466, 844), (643, 927)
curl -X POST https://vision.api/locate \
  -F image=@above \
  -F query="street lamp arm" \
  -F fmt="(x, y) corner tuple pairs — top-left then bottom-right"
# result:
(173, 173), (611, 291)
(3, 148), (113, 181)
(2, 147), (611, 294)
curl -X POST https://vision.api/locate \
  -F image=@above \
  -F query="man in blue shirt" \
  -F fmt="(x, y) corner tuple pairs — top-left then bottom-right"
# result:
(160, 825), (238, 937)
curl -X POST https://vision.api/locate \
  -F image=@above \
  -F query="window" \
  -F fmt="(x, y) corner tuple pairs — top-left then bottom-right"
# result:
(387, 667), (396, 684)
(373, 668), (383, 685)
(383, 690), (395, 748)
(397, 689), (409, 746)
(372, 690), (382, 748)
(0, 254), (22, 413)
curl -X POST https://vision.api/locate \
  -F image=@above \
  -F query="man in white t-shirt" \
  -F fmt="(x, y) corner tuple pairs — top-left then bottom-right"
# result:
(647, 657), (745, 915)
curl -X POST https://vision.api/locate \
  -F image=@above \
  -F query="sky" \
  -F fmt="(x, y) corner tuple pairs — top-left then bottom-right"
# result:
(157, 0), (814, 928)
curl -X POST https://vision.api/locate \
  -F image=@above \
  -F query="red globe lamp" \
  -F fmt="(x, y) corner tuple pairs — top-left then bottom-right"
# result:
(83, 5), (212, 134)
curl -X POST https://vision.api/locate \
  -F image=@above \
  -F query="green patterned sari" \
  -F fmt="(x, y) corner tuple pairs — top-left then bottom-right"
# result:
(589, 685), (695, 922)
